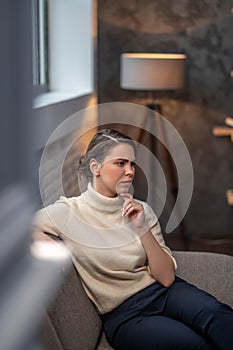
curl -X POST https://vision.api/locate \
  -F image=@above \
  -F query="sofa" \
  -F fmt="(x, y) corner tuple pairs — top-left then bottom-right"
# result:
(41, 251), (233, 350)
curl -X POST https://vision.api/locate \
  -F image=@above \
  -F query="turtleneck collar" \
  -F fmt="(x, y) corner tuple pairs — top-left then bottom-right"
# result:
(81, 183), (124, 212)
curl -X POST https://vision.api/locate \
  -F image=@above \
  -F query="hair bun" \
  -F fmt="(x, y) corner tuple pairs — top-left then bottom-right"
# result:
(79, 155), (85, 166)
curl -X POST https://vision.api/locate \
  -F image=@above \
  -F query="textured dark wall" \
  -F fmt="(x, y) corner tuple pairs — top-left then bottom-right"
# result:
(97, 0), (233, 238)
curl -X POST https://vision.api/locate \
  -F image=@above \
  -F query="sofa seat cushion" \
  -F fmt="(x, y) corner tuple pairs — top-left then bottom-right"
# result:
(96, 331), (114, 350)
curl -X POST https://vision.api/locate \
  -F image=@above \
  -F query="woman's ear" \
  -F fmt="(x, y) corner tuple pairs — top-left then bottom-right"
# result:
(89, 159), (101, 176)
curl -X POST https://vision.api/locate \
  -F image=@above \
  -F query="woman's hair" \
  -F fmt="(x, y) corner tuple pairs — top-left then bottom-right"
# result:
(78, 129), (136, 182)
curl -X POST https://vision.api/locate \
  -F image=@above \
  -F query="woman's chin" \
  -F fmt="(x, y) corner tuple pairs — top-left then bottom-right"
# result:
(116, 183), (132, 195)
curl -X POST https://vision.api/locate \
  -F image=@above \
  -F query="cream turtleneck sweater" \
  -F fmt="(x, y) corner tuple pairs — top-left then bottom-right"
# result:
(33, 183), (176, 314)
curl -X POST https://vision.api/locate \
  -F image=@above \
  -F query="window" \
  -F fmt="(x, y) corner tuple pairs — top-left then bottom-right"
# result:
(32, 0), (48, 92)
(33, 0), (94, 108)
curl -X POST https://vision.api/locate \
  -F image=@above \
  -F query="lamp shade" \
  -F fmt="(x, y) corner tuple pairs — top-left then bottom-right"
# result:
(120, 53), (186, 90)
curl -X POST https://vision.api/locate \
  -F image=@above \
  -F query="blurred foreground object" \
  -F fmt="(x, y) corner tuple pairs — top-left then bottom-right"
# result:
(0, 186), (71, 350)
(0, 1), (71, 349)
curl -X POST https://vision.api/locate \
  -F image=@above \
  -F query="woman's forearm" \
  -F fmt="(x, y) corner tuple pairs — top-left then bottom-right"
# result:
(140, 231), (175, 287)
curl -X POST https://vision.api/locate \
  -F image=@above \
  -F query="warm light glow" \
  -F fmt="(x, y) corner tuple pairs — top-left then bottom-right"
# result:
(122, 53), (187, 60)
(31, 241), (70, 261)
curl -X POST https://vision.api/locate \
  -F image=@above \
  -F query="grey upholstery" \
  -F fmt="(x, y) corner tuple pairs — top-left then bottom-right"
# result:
(41, 251), (233, 350)
(41, 263), (102, 350)
(174, 251), (233, 308)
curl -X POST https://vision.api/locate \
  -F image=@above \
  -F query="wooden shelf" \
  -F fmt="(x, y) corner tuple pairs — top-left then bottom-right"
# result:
(213, 121), (233, 207)
(212, 126), (233, 142)
(225, 117), (233, 128)
(226, 189), (233, 206)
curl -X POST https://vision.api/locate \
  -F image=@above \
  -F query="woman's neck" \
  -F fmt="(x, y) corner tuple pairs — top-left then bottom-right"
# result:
(91, 180), (117, 198)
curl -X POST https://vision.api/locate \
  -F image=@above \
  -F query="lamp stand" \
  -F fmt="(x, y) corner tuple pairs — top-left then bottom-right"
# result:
(146, 103), (162, 114)
(136, 103), (188, 250)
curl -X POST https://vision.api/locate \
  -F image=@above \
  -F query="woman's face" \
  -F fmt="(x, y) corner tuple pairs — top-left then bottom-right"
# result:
(93, 143), (136, 197)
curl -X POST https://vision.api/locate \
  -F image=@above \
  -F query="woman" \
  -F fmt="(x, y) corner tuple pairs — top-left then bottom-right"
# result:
(33, 129), (233, 350)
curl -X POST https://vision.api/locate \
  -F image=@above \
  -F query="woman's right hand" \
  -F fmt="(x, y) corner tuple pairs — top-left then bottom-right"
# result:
(120, 193), (148, 234)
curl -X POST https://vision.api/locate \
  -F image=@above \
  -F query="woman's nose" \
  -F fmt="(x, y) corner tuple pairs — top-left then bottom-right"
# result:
(125, 164), (135, 176)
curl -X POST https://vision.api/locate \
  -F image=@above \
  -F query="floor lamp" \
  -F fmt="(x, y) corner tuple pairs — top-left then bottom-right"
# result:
(120, 52), (188, 249)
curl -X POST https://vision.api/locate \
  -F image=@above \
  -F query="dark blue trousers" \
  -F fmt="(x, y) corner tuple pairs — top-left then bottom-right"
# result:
(101, 277), (233, 350)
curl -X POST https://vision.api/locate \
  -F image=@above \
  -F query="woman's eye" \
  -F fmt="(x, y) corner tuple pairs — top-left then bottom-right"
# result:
(117, 161), (125, 167)
(131, 162), (136, 168)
